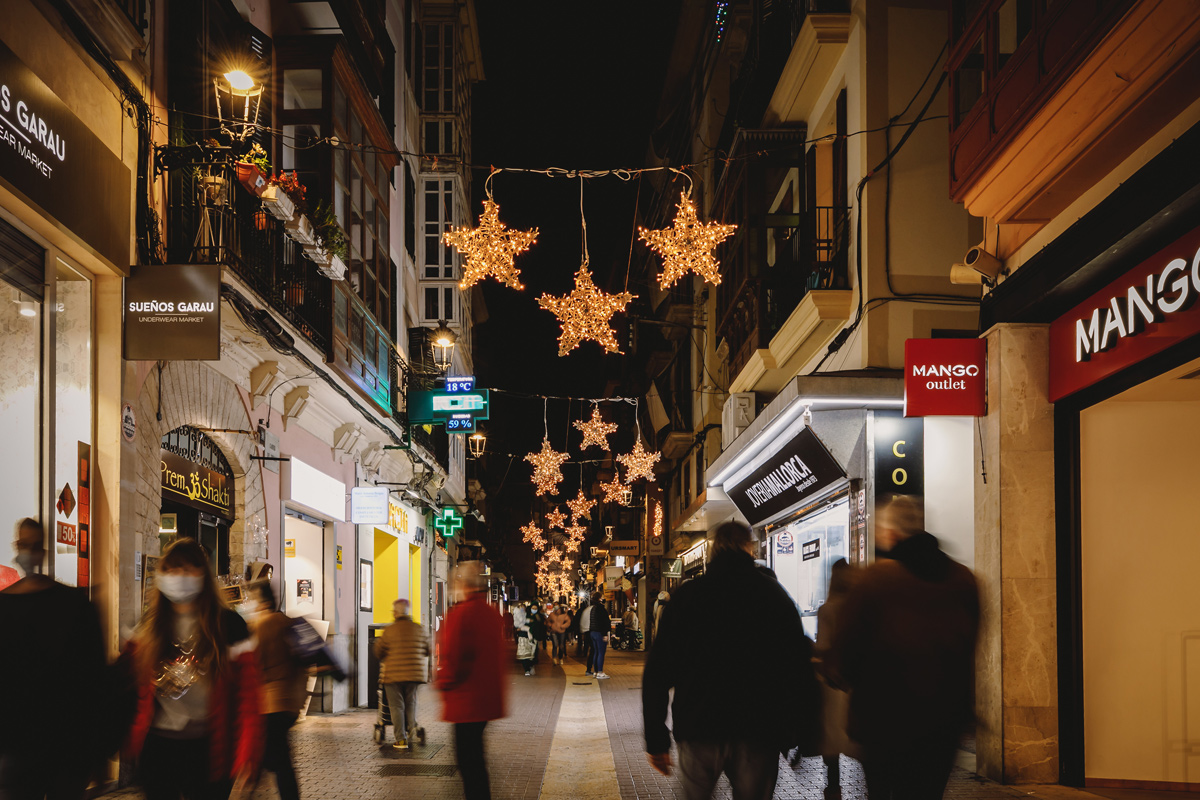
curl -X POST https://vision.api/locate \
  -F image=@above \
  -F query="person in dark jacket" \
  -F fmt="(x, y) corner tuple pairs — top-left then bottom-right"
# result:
(437, 562), (506, 800)
(830, 495), (979, 800)
(248, 580), (308, 800)
(585, 595), (612, 679)
(643, 522), (816, 800)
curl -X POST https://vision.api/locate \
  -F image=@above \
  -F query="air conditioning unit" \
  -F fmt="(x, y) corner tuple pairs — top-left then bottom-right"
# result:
(721, 393), (756, 449)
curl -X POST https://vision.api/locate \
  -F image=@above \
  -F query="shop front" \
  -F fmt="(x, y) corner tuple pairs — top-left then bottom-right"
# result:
(1048, 221), (1200, 789)
(0, 20), (133, 599)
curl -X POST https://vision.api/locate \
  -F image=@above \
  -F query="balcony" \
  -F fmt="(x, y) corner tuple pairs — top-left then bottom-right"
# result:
(165, 158), (333, 355)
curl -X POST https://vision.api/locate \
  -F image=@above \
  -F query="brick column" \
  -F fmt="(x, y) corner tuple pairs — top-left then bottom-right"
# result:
(975, 323), (1059, 783)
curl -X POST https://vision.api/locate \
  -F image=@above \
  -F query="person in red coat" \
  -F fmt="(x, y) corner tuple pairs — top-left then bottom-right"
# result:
(436, 561), (506, 800)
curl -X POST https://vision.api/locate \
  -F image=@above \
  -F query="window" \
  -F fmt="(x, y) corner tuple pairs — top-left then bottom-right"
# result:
(422, 284), (456, 322)
(422, 178), (455, 279)
(995, 0), (1033, 71)
(954, 36), (985, 127)
(405, 165), (416, 260)
(283, 69), (322, 109)
(422, 23), (454, 113)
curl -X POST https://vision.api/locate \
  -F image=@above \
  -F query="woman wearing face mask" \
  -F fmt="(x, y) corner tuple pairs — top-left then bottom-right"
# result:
(125, 538), (262, 800)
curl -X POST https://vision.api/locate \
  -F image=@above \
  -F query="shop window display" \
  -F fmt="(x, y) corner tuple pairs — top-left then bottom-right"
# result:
(0, 268), (41, 582)
(771, 497), (849, 639)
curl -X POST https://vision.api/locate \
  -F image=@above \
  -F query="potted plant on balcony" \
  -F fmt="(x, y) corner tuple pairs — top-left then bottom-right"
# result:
(235, 144), (271, 197)
(196, 167), (228, 207)
(309, 202), (349, 280)
(263, 170), (305, 223)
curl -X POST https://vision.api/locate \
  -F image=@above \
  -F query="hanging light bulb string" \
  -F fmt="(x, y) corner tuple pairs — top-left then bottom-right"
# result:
(543, 397), (549, 441)
(580, 175), (589, 266)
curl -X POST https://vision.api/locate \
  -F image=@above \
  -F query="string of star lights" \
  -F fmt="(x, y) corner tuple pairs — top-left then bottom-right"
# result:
(600, 473), (628, 504)
(574, 403), (619, 450)
(653, 501), (664, 540)
(617, 400), (662, 483)
(443, 182), (538, 289)
(521, 521), (547, 551)
(545, 507), (568, 530)
(537, 177), (635, 356)
(566, 490), (597, 522)
(639, 172), (737, 288)
(526, 438), (569, 496)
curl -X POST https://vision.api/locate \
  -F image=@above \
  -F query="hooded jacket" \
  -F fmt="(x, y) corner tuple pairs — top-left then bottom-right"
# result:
(436, 592), (507, 723)
(830, 532), (979, 750)
(642, 549), (815, 754)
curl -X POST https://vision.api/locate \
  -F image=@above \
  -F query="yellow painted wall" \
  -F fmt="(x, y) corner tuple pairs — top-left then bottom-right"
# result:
(1081, 398), (1200, 782)
(373, 530), (398, 625)
(409, 544), (422, 623)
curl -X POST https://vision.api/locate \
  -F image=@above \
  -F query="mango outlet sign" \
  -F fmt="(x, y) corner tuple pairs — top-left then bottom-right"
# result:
(904, 339), (987, 417)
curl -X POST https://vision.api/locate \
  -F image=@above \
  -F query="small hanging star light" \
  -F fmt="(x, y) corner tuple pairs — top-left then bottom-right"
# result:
(639, 189), (737, 288)
(521, 521), (547, 551)
(525, 438), (569, 496)
(618, 439), (661, 483)
(443, 192), (538, 290)
(538, 264), (634, 356)
(566, 490), (597, 522)
(564, 521), (587, 543)
(545, 507), (568, 530)
(562, 537), (581, 554)
(574, 405), (619, 450)
(600, 473), (627, 504)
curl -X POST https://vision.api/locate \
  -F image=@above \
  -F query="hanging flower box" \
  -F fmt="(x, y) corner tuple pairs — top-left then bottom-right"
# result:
(319, 254), (347, 282)
(235, 162), (268, 197)
(285, 214), (316, 246)
(261, 185), (295, 221)
(305, 242), (332, 266)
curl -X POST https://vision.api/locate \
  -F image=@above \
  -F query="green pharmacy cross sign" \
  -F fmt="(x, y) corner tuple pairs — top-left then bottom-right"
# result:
(408, 377), (490, 434)
(434, 507), (463, 538)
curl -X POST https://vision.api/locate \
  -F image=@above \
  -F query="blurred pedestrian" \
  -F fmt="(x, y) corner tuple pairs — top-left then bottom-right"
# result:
(529, 602), (546, 660)
(247, 580), (307, 800)
(830, 496), (979, 800)
(643, 522), (817, 800)
(585, 594), (612, 680)
(514, 601), (535, 676)
(812, 559), (860, 799)
(437, 562), (506, 800)
(577, 596), (593, 665)
(0, 518), (107, 800)
(652, 590), (670, 644)
(547, 602), (571, 665)
(375, 598), (429, 750)
(125, 538), (262, 800)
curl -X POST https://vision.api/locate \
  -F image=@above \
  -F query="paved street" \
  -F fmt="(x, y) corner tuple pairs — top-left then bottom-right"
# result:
(103, 645), (1063, 800)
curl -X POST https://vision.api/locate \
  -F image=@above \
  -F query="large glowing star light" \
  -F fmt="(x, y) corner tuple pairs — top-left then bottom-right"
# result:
(444, 199), (538, 290)
(574, 406), (618, 450)
(618, 439), (661, 483)
(639, 191), (737, 288)
(524, 438), (569, 496)
(537, 265), (635, 356)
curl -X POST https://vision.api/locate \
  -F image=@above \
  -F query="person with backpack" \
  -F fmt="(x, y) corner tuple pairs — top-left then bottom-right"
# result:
(375, 598), (430, 749)
(247, 580), (308, 800)
(643, 522), (817, 800)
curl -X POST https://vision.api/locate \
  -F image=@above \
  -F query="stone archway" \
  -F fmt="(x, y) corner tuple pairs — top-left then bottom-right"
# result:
(131, 361), (266, 575)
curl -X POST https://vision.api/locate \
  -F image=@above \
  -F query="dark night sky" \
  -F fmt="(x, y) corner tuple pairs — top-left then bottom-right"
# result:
(467, 2), (681, 579)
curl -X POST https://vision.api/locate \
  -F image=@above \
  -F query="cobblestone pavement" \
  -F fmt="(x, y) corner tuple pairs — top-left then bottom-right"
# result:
(102, 643), (1056, 800)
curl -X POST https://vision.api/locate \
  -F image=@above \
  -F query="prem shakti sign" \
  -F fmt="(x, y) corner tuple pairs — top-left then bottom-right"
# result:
(161, 450), (234, 520)
(726, 427), (847, 527)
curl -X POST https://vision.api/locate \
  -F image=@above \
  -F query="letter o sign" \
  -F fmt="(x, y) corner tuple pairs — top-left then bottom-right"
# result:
(892, 467), (908, 486)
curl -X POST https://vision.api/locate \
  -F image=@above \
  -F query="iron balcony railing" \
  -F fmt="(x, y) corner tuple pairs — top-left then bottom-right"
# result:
(165, 161), (333, 354)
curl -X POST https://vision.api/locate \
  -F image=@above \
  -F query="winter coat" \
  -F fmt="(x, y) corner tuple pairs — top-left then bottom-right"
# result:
(547, 609), (571, 634)
(253, 611), (309, 715)
(375, 615), (430, 684)
(587, 602), (611, 636)
(830, 532), (979, 752)
(126, 609), (263, 781)
(643, 549), (816, 754)
(436, 592), (507, 723)
(529, 610), (546, 641)
(814, 592), (858, 759)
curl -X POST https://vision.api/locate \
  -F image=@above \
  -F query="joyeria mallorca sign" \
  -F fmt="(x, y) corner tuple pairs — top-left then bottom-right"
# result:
(904, 338), (987, 416)
(1049, 223), (1200, 401)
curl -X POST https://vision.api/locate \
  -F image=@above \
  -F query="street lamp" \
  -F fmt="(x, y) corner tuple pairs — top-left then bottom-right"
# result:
(214, 69), (263, 144)
(468, 431), (486, 458)
(430, 320), (457, 372)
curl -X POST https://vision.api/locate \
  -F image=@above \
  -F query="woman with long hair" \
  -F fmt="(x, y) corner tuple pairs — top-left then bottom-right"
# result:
(125, 538), (262, 800)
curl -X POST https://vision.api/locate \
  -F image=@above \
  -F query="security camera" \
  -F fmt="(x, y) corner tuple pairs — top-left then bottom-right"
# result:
(436, 491), (444, 506)
(962, 243), (1003, 281)
(950, 263), (982, 285)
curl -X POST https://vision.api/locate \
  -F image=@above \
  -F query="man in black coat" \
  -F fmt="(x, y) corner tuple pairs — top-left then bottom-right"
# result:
(643, 522), (816, 800)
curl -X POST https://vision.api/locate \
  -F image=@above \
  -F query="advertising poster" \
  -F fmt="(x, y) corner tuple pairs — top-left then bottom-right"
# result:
(297, 579), (313, 601)
(776, 531), (795, 555)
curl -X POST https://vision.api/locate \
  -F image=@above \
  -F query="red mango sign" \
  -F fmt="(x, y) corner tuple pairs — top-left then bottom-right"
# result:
(904, 339), (987, 417)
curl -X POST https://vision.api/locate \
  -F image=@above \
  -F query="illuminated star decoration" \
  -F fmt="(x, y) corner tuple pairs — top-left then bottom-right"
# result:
(444, 199), (538, 290)
(521, 522), (547, 551)
(545, 507), (568, 530)
(639, 190), (737, 288)
(525, 438), (569, 496)
(574, 406), (619, 450)
(618, 439), (661, 483)
(564, 521), (587, 545)
(566, 490), (597, 522)
(537, 265), (635, 356)
(600, 474), (627, 504)
(562, 537), (581, 554)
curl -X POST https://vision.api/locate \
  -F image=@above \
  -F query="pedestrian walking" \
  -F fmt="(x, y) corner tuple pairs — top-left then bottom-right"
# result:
(643, 522), (817, 800)
(547, 602), (571, 665)
(514, 601), (536, 676)
(124, 537), (262, 800)
(812, 559), (861, 799)
(652, 590), (669, 644)
(830, 495), (979, 800)
(247, 580), (308, 800)
(437, 561), (506, 800)
(529, 602), (546, 663)
(374, 598), (429, 750)
(586, 594), (612, 679)
(0, 518), (109, 800)
(578, 595), (593, 667)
